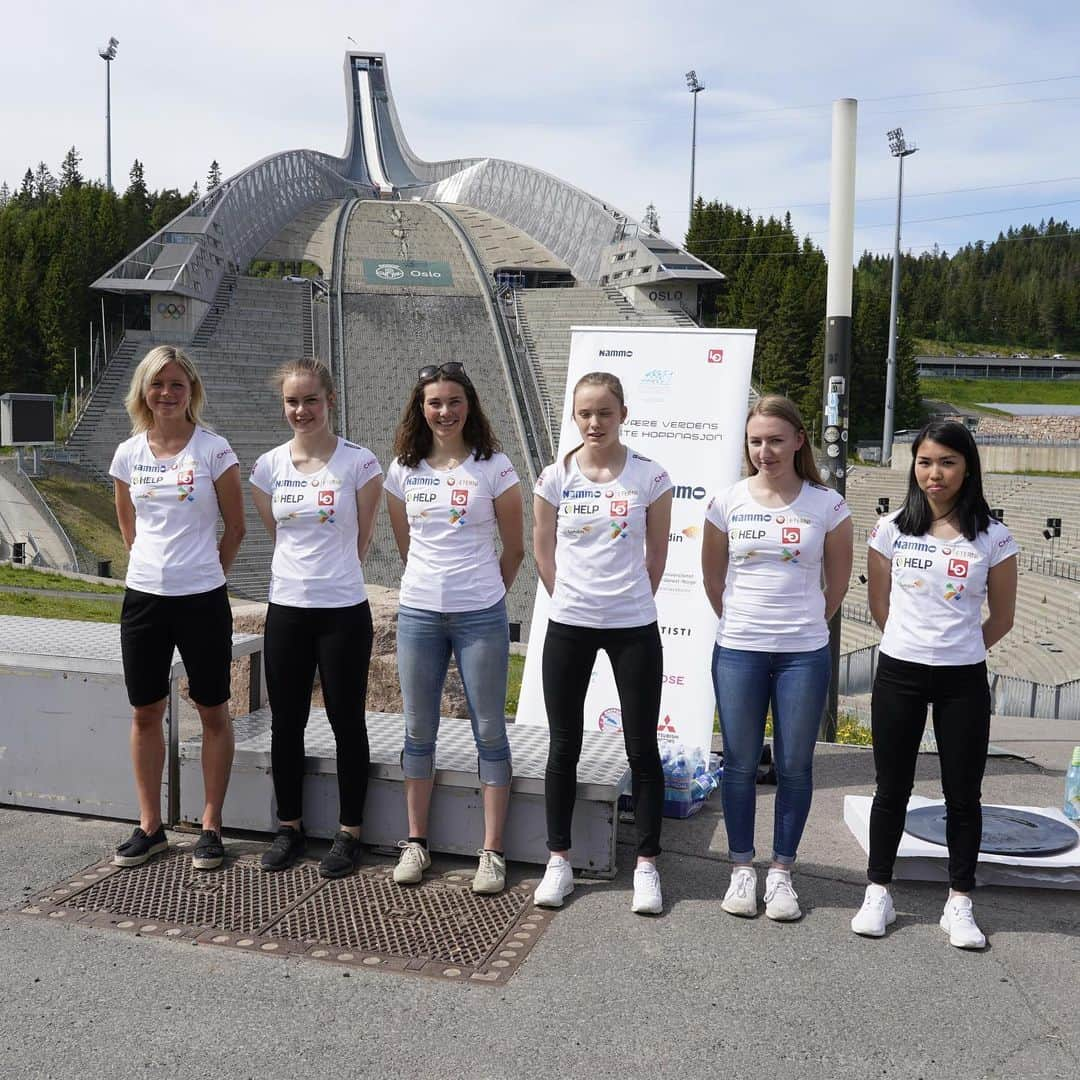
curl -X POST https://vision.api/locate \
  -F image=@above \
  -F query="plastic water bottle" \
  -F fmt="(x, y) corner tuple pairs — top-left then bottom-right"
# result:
(1065, 746), (1080, 822)
(690, 747), (706, 778)
(668, 753), (692, 805)
(691, 771), (717, 802)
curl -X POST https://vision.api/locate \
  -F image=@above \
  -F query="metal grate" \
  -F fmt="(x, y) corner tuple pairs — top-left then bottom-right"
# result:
(272, 865), (527, 965)
(21, 846), (548, 985)
(54, 848), (321, 933)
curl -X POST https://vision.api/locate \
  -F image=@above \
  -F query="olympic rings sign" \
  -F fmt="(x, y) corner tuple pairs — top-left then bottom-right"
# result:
(156, 302), (187, 319)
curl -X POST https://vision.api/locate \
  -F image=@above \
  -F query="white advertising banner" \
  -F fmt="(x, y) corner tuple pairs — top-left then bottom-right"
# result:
(517, 325), (756, 764)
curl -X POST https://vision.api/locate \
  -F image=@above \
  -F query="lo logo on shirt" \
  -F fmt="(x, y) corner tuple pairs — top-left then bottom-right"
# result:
(610, 499), (628, 517)
(177, 469), (193, 485)
(782, 526), (801, 544)
(947, 558), (970, 579)
(451, 488), (469, 507)
(318, 490), (335, 507)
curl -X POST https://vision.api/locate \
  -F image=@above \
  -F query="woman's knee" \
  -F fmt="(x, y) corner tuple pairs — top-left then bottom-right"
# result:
(131, 701), (166, 731)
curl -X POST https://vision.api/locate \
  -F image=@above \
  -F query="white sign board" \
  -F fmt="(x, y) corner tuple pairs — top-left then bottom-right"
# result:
(517, 326), (756, 765)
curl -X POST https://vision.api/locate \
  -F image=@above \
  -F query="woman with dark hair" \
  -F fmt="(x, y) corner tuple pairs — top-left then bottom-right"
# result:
(250, 358), (382, 878)
(385, 363), (524, 893)
(702, 395), (853, 921)
(110, 345), (245, 870)
(532, 372), (673, 915)
(851, 420), (1018, 948)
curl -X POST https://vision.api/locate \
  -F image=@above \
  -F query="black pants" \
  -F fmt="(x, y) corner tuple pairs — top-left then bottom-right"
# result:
(869, 652), (990, 892)
(264, 601), (373, 827)
(542, 620), (664, 858)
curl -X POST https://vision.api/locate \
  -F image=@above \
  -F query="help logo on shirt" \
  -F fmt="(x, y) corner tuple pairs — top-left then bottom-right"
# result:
(947, 558), (970, 579)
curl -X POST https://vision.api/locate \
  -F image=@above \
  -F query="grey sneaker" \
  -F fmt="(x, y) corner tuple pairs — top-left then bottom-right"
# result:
(392, 840), (431, 885)
(472, 850), (507, 894)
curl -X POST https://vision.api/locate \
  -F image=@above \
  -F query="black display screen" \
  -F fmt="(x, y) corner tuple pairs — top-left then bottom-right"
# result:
(9, 399), (55, 445)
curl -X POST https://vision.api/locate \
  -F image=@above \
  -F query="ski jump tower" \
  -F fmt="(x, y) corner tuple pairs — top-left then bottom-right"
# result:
(93, 52), (720, 338)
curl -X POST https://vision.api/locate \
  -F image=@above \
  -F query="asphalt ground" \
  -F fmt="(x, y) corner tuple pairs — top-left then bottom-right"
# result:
(1, 719), (1077, 1080)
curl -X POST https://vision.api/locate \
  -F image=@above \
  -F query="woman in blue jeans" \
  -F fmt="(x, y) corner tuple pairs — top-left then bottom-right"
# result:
(385, 362), (524, 894)
(702, 395), (853, 920)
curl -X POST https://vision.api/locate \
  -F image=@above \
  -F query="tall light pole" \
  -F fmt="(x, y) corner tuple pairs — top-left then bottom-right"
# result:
(98, 37), (119, 191)
(881, 126), (917, 466)
(686, 70), (705, 228)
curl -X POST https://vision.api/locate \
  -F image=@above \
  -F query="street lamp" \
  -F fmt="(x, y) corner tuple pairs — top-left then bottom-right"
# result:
(881, 126), (917, 466)
(686, 70), (705, 228)
(98, 37), (119, 191)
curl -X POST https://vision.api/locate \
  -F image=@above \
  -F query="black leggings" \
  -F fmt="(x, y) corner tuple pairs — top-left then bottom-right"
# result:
(542, 620), (664, 858)
(869, 652), (990, 892)
(264, 601), (373, 827)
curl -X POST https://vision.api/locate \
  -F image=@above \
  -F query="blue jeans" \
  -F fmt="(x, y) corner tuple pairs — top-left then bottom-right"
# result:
(712, 643), (831, 864)
(397, 599), (511, 786)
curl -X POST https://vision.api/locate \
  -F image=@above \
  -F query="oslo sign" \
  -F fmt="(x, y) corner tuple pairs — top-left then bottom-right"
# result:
(362, 259), (453, 287)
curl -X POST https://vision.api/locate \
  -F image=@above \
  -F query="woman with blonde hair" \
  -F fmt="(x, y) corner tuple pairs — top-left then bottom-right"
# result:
(702, 395), (853, 920)
(250, 358), (382, 877)
(532, 371), (673, 915)
(110, 345), (245, 870)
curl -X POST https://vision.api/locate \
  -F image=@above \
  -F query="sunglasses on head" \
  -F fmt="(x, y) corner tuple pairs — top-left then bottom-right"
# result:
(417, 362), (468, 382)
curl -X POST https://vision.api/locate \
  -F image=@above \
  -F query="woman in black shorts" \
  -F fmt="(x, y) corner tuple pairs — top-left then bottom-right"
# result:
(109, 346), (245, 870)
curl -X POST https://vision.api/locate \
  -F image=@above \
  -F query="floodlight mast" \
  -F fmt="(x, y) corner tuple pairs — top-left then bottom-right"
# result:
(98, 37), (119, 191)
(686, 70), (705, 228)
(881, 126), (918, 466)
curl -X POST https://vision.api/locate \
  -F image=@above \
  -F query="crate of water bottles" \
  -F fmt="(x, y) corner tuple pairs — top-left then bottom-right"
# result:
(619, 745), (723, 820)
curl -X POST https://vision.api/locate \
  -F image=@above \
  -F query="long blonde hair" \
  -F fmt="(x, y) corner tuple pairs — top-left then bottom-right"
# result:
(124, 345), (208, 434)
(744, 394), (818, 482)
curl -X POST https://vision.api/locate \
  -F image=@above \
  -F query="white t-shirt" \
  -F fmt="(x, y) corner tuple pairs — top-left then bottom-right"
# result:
(535, 450), (673, 629)
(384, 451), (519, 613)
(249, 438), (382, 608)
(706, 478), (851, 652)
(110, 426), (239, 597)
(869, 511), (1019, 665)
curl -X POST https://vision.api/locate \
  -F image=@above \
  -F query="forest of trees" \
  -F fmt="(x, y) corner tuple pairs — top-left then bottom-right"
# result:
(686, 199), (1078, 439)
(0, 149), (218, 399)
(0, 146), (1075, 445)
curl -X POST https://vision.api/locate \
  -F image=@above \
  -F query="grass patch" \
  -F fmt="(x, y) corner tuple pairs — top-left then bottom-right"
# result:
(993, 469), (1080, 479)
(0, 591), (120, 623)
(0, 565), (122, 593)
(506, 653), (525, 716)
(764, 712), (873, 746)
(919, 377), (1080, 413)
(914, 339), (1073, 360)
(34, 471), (128, 578)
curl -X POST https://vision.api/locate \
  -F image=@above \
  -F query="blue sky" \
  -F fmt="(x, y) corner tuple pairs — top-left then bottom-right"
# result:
(4, 0), (1078, 258)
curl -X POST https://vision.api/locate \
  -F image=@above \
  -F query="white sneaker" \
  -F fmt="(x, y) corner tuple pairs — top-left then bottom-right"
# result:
(851, 884), (896, 938)
(764, 869), (801, 921)
(721, 866), (758, 917)
(533, 855), (574, 908)
(392, 840), (431, 885)
(630, 861), (663, 915)
(472, 849), (506, 895)
(940, 895), (986, 949)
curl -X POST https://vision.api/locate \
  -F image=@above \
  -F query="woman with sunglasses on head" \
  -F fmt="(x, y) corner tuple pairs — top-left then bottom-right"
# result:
(702, 395), (853, 921)
(249, 358), (383, 878)
(110, 345), (245, 871)
(851, 420), (1017, 949)
(385, 362), (525, 894)
(532, 371), (674, 916)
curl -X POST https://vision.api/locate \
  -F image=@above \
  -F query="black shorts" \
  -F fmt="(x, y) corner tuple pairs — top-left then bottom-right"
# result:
(120, 585), (233, 708)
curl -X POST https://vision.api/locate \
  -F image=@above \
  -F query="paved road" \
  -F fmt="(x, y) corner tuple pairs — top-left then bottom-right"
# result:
(0, 719), (1076, 1079)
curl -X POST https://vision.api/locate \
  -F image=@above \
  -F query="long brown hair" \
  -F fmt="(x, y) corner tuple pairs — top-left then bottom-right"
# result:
(744, 394), (818, 482)
(562, 371), (626, 465)
(393, 370), (501, 467)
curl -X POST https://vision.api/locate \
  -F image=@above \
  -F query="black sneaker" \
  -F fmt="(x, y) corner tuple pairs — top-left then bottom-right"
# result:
(192, 829), (225, 870)
(113, 825), (168, 867)
(319, 831), (362, 879)
(261, 825), (305, 872)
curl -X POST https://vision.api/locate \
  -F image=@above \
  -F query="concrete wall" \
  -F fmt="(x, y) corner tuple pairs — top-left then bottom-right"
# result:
(625, 282), (698, 320)
(149, 293), (208, 342)
(890, 443), (1080, 473)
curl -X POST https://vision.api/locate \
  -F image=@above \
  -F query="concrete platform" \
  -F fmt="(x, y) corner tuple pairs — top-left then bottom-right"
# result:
(2, 726), (1077, 1079)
